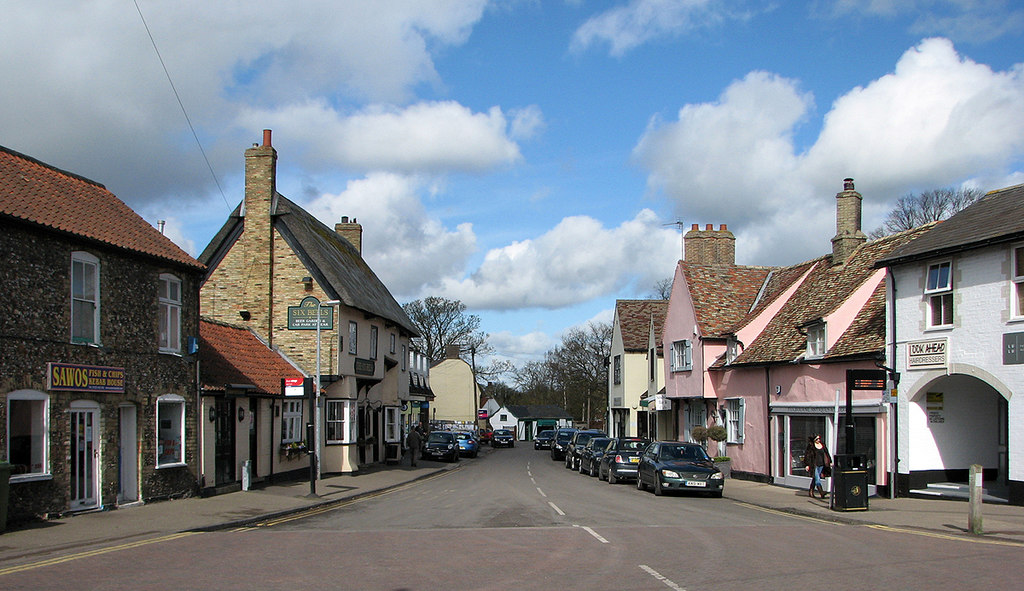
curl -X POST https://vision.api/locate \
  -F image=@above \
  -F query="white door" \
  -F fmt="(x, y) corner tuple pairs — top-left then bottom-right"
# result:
(118, 404), (138, 503)
(70, 403), (101, 511)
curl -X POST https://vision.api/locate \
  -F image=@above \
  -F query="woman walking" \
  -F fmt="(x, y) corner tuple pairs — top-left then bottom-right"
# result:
(804, 434), (832, 499)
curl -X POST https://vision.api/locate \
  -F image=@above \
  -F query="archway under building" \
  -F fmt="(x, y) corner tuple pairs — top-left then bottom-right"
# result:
(903, 366), (1010, 501)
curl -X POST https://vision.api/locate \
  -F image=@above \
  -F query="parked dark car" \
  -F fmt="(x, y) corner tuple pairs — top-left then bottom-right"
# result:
(564, 429), (606, 470)
(550, 428), (578, 461)
(492, 429), (515, 448)
(421, 431), (461, 463)
(577, 437), (612, 476)
(635, 441), (723, 497)
(533, 429), (554, 450)
(599, 437), (650, 484)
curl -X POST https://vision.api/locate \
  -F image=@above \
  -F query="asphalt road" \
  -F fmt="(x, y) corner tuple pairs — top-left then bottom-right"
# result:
(4, 445), (1023, 590)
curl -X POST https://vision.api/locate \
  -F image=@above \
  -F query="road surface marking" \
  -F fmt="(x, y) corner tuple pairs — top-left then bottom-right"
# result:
(548, 501), (565, 515)
(0, 532), (199, 577)
(639, 564), (686, 590)
(866, 524), (1024, 547)
(536, 487), (547, 497)
(574, 524), (609, 544)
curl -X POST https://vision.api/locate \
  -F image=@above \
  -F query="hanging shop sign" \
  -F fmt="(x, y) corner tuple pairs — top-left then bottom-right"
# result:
(47, 362), (125, 393)
(287, 296), (334, 330)
(907, 338), (947, 370)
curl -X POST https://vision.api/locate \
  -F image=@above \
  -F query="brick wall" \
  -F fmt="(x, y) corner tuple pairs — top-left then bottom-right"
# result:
(1, 220), (201, 522)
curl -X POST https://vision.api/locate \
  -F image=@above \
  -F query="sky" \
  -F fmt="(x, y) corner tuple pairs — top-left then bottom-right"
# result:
(3, 1), (1024, 371)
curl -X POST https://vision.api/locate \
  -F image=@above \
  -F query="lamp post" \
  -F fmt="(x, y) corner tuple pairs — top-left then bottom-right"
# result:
(315, 299), (341, 483)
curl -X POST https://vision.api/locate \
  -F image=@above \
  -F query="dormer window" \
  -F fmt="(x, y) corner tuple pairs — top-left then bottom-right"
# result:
(926, 261), (953, 328)
(806, 322), (826, 359)
(726, 339), (739, 364)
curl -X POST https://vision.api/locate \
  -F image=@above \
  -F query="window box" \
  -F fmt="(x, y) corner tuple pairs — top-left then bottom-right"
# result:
(280, 441), (307, 459)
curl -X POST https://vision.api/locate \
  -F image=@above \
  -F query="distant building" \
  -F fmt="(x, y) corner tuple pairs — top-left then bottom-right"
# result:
(1, 144), (204, 522)
(429, 345), (481, 429)
(608, 299), (667, 438)
(489, 405), (574, 440)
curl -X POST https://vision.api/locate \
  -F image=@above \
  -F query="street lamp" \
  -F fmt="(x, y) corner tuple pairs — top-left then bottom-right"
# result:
(315, 299), (341, 484)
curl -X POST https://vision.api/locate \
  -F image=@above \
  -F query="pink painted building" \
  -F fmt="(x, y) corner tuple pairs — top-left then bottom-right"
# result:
(662, 180), (930, 496)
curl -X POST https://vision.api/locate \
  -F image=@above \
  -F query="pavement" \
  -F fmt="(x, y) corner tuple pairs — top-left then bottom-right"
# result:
(3, 453), (1024, 568)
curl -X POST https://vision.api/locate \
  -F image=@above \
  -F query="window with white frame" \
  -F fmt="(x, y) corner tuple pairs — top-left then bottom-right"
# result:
(7, 390), (49, 478)
(281, 400), (303, 443)
(384, 407), (400, 443)
(671, 340), (692, 372)
(156, 394), (185, 467)
(370, 326), (378, 360)
(613, 355), (622, 384)
(349, 321), (358, 355)
(805, 323), (826, 359)
(1013, 245), (1024, 318)
(71, 251), (100, 344)
(158, 274), (182, 353)
(326, 399), (352, 443)
(725, 398), (744, 444)
(926, 261), (953, 328)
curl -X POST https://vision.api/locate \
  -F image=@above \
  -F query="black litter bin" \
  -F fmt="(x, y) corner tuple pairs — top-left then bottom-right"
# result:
(831, 454), (868, 511)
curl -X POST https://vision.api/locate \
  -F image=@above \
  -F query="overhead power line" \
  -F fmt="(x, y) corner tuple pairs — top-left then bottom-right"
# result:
(133, 0), (230, 210)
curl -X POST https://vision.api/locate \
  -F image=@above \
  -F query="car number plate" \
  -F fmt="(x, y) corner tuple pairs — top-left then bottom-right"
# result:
(629, 457), (640, 463)
(685, 480), (706, 487)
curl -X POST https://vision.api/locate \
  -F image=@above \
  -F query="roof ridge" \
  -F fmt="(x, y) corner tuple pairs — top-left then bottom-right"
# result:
(0, 144), (107, 189)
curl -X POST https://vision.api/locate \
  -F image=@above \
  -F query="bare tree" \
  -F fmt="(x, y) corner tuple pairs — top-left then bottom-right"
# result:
(869, 187), (985, 238)
(402, 296), (488, 364)
(651, 277), (673, 300)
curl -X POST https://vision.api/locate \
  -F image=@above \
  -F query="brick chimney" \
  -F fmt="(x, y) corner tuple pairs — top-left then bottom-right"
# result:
(335, 216), (362, 254)
(831, 178), (866, 265)
(445, 344), (462, 360)
(240, 129), (277, 337)
(684, 223), (735, 266)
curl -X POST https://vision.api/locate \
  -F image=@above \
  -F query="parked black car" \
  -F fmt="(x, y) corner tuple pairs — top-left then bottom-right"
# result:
(492, 429), (516, 448)
(635, 441), (723, 497)
(599, 437), (650, 484)
(421, 431), (461, 463)
(534, 429), (554, 450)
(577, 437), (612, 476)
(550, 428), (578, 461)
(564, 429), (606, 470)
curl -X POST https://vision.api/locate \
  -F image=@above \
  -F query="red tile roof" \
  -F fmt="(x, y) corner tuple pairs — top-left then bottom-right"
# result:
(615, 299), (669, 352)
(680, 264), (774, 337)
(200, 318), (304, 394)
(0, 145), (202, 269)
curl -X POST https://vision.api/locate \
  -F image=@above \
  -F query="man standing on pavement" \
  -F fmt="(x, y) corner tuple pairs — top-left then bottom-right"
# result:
(406, 424), (422, 467)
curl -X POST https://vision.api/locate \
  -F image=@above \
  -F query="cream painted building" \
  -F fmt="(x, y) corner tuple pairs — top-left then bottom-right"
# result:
(429, 345), (480, 428)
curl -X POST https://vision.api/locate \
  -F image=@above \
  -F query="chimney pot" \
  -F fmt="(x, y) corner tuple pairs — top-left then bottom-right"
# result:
(341, 216), (349, 223)
(720, 224), (727, 231)
(691, 224), (699, 230)
(844, 177), (854, 191)
(705, 223), (713, 230)
(263, 129), (272, 147)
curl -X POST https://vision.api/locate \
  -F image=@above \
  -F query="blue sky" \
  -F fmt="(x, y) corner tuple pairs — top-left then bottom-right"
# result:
(3, 1), (1023, 369)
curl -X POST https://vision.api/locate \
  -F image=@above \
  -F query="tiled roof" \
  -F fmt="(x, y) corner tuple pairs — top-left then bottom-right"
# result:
(615, 299), (668, 352)
(731, 225), (933, 365)
(680, 264), (774, 337)
(200, 194), (417, 336)
(0, 145), (202, 270)
(200, 317), (304, 394)
(877, 184), (1024, 266)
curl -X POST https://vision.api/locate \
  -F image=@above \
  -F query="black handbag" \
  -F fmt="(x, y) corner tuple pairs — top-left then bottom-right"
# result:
(821, 465), (832, 478)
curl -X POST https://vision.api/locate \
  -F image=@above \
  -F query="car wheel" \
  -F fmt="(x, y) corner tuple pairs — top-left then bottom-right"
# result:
(589, 463), (598, 477)
(654, 477), (664, 496)
(636, 473), (645, 491)
(608, 470), (618, 485)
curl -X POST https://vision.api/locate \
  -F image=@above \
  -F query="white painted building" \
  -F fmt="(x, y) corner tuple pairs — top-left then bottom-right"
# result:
(877, 184), (1024, 504)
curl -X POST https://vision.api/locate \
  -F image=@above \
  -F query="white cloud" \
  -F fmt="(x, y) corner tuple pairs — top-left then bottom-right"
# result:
(827, 0), (1024, 43)
(635, 38), (1024, 265)
(0, 2), (488, 206)
(307, 173), (477, 299)
(238, 100), (527, 174)
(434, 209), (680, 310)
(571, 0), (757, 56)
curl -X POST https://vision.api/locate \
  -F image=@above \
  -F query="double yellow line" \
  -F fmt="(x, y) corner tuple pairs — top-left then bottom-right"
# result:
(0, 531), (199, 577)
